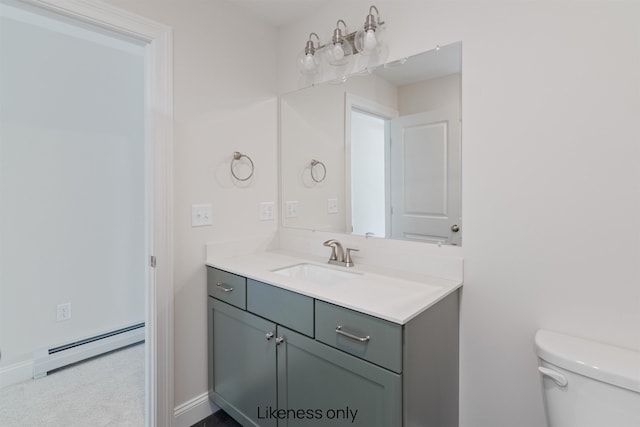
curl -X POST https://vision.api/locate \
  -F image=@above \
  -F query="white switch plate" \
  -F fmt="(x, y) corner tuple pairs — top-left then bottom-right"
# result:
(286, 201), (299, 218)
(260, 202), (274, 221)
(192, 204), (213, 227)
(57, 303), (71, 321)
(328, 198), (338, 214)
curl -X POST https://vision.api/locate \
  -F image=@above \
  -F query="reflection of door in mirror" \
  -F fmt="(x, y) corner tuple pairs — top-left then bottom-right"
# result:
(390, 109), (461, 245)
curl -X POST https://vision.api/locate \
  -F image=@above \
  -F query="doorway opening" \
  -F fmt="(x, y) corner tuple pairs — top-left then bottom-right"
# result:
(0, 0), (173, 425)
(350, 109), (389, 238)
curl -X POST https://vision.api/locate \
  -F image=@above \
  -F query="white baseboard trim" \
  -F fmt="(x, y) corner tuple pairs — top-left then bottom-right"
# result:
(174, 391), (219, 427)
(0, 359), (34, 389)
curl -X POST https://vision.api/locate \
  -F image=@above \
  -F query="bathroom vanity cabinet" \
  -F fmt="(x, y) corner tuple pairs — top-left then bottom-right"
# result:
(207, 265), (459, 427)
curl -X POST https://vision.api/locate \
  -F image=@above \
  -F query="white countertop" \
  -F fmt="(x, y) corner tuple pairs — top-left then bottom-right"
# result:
(206, 250), (462, 325)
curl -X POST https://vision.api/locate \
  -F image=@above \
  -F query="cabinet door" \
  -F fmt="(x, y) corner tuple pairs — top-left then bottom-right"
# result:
(276, 326), (402, 427)
(208, 298), (277, 427)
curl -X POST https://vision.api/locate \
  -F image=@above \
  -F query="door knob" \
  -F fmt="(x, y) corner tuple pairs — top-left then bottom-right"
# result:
(265, 332), (274, 341)
(451, 224), (460, 232)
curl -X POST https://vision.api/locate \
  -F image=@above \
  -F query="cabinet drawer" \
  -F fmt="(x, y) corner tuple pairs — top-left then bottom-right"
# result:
(315, 300), (403, 373)
(207, 267), (246, 310)
(247, 279), (314, 337)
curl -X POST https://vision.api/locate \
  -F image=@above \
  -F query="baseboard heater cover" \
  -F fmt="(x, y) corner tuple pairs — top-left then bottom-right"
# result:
(33, 322), (145, 379)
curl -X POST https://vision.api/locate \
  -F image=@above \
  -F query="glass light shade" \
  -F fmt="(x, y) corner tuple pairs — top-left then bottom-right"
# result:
(355, 28), (383, 55)
(364, 29), (377, 50)
(325, 39), (353, 66)
(297, 50), (319, 75)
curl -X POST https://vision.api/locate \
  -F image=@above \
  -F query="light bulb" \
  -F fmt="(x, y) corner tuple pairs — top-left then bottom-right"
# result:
(333, 44), (344, 61)
(364, 29), (377, 51)
(303, 53), (316, 71)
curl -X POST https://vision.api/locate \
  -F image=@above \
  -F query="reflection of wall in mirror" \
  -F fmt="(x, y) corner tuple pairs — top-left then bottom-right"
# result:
(398, 73), (460, 117)
(280, 75), (396, 232)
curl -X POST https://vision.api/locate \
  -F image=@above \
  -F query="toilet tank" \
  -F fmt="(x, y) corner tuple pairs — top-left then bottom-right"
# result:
(535, 330), (640, 427)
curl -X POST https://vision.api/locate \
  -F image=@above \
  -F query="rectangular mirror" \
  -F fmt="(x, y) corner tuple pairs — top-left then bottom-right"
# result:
(280, 42), (462, 245)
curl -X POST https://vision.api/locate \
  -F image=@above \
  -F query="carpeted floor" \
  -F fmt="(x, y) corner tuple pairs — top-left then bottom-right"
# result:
(0, 343), (144, 426)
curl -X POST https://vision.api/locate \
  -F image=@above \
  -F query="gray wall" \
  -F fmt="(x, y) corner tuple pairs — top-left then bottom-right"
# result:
(0, 4), (145, 372)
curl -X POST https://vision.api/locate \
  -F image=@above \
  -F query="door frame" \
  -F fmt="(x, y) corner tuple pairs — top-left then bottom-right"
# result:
(19, 0), (174, 425)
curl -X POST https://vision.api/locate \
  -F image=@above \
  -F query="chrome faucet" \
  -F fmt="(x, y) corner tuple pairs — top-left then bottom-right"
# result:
(323, 239), (359, 267)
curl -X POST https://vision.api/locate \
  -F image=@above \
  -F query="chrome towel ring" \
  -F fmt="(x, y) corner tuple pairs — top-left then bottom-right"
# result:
(231, 151), (254, 181)
(310, 159), (326, 183)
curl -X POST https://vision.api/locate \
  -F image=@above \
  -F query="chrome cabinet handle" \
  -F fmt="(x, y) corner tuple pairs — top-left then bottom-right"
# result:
(266, 332), (274, 341)
(336, 326), (370, 343)
(451, 224), (460, 232)
(215, 282), (234, 292)
(275, 337), (285, 346)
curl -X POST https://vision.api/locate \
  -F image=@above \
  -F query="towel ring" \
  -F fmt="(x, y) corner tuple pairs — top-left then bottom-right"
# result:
(231, 151), (254, 181)
(310, 159), (326, 183)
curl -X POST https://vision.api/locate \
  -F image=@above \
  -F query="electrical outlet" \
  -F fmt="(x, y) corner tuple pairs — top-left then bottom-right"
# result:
(286, 201), (299, 218)
(260, 202), (274, 221)
(327, 198), (338, 214)
(57, 303), (72, 321)
(191, 204), (213, 227)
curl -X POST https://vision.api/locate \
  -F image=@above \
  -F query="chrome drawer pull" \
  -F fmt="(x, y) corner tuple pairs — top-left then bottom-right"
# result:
(215, 282), (234, 292)
(336, 326), (370, 343)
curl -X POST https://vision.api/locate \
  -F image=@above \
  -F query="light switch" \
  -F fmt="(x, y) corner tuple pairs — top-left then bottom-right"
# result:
(260, 202), (274, 221)
(286, 201), (299, 218)
(328, 198), (338, 214)
(192, 204), (213, 227)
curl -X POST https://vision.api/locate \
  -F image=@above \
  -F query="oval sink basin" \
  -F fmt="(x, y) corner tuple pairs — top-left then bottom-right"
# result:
(272, 263), (361, 285)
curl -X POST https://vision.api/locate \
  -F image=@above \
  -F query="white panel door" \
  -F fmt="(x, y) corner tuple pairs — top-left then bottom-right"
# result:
(390, 110), (461, 245)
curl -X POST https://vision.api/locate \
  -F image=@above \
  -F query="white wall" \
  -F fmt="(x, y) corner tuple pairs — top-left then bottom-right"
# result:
(103, 0), (279, 412)
(0, 4), (145, 371)
(277, 2), (640, 427)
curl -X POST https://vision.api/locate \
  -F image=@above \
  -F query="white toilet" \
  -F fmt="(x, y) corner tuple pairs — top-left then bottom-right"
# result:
(535, 329), (640, 427)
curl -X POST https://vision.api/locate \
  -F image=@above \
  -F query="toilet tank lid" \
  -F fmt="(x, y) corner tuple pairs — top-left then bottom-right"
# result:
(535, 330), (640, 393)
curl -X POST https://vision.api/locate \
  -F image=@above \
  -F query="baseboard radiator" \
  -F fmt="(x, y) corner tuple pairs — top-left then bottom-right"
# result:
(33, 322), (145, 379)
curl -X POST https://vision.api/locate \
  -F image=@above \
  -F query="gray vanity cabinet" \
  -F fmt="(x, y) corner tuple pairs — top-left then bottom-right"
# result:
(276, 325), (401, 426)
(208, 266), (460, 427)
(208, 298), (277, 426)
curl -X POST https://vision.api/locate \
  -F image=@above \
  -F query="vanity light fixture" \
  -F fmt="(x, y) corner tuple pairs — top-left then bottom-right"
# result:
(326, 20), (353, 66)
(298, 32), (321, 74)
(354, 5), (384, 55)
(297, 5), (385, 75)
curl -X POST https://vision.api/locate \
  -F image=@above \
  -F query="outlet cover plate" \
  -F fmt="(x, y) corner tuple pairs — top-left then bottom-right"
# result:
(57, 303), (71, 321)
(260, 202), (274, 221)
(192, 204), (213, 227)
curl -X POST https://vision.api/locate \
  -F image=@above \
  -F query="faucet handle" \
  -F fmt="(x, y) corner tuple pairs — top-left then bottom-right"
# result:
(344, 248), (359, 267)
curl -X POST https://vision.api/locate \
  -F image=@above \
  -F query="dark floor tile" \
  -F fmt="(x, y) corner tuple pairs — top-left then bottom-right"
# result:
(191, 409), (242, 427)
